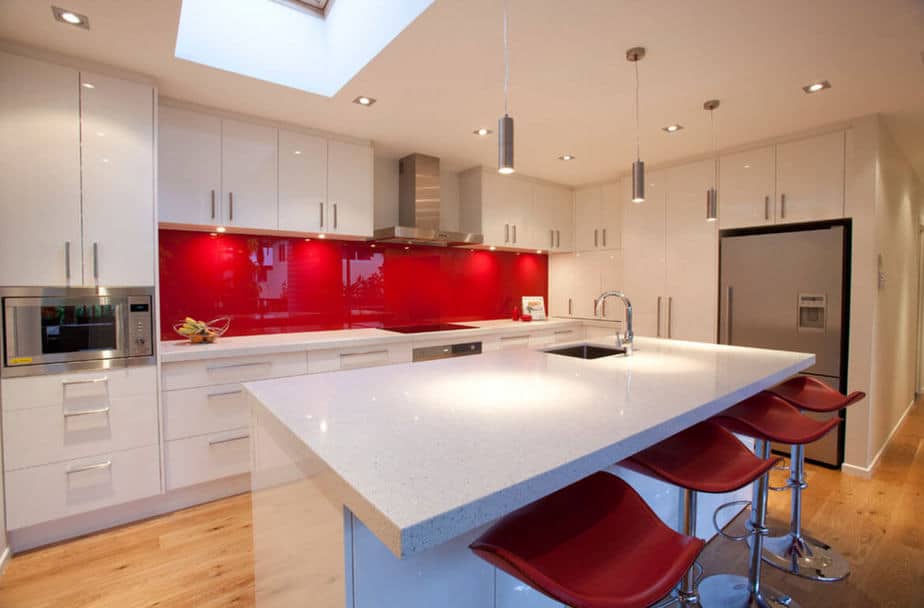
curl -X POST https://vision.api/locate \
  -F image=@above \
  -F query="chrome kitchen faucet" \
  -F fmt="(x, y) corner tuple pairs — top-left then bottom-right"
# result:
(594, 291), (634, 355)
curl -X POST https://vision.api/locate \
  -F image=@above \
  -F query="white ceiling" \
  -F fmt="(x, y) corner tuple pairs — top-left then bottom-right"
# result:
(2, 0), (923, 186)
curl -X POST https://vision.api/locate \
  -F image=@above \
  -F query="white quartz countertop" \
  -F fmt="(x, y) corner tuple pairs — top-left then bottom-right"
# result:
(159, 317), (584, 363)
(244, 337), (814, 559)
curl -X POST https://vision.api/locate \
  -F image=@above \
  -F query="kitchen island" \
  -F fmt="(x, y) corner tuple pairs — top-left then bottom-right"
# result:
(245, 337), (814, 608)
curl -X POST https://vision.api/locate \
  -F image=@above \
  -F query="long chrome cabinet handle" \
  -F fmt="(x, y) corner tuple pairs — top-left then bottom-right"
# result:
(556, 230), (560, 248)
(64, 406), (111, 418)
(93, 242), (99, 281)
(341, 350), (389, 359)
(62, 376), (109, 387)
(780, 193), (786, 218)
(568, 298), (573, 315)
(67, 459), (112, 474)
(764, 195), (770, 221)
(512, 225), (517, 243)
(65, 241), (71, 281)
(667, 296), (673, 339)
(602, 228), (607, 247)
(211, 189), (216, 219)
(504, 224), (509, 243)
(207, 361), (271, 371)
(550, 230), (554, 249)
(319, 202), (324, 228)
(602, 300), (607, 317)
(207, 389), (244, 399)
(725, 286), (734, 344)
(229, 192), (234, 221)
(209, 433), (250, 446)
(333, 203), (338, 229)
(594, 229), (598, 247)
(656, 296), (663, 337)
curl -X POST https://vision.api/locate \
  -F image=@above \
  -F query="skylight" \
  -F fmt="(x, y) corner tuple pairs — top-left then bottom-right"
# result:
(175, 0), (435, 97)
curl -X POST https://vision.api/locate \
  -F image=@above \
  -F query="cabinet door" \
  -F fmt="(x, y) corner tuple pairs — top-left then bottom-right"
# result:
(221, 119), (278, 231)
(157, 106), (221, 226)
(548, 253), (576, 317)
(719, 146), (775, 229)
(504, 177), (532, 249)
(81, 72), (155, 286)
(600, 182), (623, 250)
(597, 250), (625, 322)
(665, 159), (718, 343)
(0, 52), (82, 286)
(278, 130), (327, 233)
(327, 140), (373, 237)
(478, 171), (508, 247)
(776, 131), (845, 224)
(622, 172), (667, 337)
(572, 251), (601, 319)
(573, 187), (601, 251)
(550, 186), (575, 252)
(531, 183), (571, 252)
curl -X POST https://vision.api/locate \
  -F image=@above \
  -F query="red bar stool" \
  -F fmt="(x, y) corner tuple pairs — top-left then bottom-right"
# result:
(469, 471), (705, 608)
(762, 376), (865, 581)
(621, 421), (781, 607)
(698, 392), (840, 608)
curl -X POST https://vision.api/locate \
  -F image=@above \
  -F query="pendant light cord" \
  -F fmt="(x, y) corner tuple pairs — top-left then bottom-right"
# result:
(634, 61), (640, 160)
(711, 108), (716, 188)
(503, 0), (510, 116)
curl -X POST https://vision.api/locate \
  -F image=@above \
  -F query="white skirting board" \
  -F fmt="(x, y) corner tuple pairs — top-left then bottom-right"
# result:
(7, 474), (250, 554)
(842, 397), (917, 478)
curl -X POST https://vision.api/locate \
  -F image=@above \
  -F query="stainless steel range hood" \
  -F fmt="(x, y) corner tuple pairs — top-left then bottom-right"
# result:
(372, 154), (483, 247)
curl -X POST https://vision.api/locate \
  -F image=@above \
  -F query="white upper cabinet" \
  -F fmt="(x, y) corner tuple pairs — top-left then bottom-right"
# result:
(622, 172), (667, 337)
(574, 184), (622, 251)
(548, 253), (577, 317)
(158, 106), (222, 226)
(719, 145), (775, 229)
(327, 139), (374, 237)
(776, 131), (845, 224)
(278, 130), (327, 233)
(664, 159), (718, 343)
(530, 182), (573, 252)
(221, 119), (278, 231)
(0, 52), (82, 286)
(80, 72), (155, 286)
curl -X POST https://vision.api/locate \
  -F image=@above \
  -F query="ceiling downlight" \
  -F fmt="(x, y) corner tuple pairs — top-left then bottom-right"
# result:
(51, 6), (89, 29)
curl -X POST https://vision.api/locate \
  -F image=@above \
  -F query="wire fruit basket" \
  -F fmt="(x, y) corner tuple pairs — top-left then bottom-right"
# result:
(173, 317), (231, 344)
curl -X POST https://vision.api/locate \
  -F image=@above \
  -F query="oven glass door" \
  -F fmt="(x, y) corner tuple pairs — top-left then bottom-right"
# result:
(4, 296), (128, 368)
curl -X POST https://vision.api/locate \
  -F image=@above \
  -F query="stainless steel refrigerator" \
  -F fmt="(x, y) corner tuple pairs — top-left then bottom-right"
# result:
(719, 221), (850, 467)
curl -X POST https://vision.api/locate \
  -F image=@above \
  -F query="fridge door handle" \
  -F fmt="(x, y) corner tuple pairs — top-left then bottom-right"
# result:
(780, 193), (786, 219)
(594, 229), (598, 247)
(764, 195), (770, 221)
(725, 286), (734, 344)
(667, 296), (673, 339)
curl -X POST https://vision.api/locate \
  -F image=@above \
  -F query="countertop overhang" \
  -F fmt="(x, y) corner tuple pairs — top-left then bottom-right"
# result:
(244, 337), (814, 558)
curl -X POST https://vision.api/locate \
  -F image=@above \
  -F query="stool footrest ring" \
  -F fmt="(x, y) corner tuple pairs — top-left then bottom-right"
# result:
(712, 500), (753, 542)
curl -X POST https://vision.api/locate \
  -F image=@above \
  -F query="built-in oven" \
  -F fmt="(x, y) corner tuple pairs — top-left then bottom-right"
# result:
(1, 286), (155, 378)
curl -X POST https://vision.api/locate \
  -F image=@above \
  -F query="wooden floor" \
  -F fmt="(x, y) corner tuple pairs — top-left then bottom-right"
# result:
(0, 400), (921, 607)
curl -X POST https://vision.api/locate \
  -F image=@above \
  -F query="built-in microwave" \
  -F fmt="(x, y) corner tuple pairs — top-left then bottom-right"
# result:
(1, 286), (155, 378)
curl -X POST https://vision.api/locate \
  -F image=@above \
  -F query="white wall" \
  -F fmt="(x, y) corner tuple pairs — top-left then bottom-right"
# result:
(373, 157), (461, 231)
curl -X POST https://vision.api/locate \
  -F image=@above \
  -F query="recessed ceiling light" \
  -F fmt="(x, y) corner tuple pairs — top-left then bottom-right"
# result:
(473, 128), (492, 136)
(662, 124), (684, 133)
(52, 6), (89, 29)
(802, 80), (831, 94)
(558, 154), (576, 161)
(353, 96), (376, 106)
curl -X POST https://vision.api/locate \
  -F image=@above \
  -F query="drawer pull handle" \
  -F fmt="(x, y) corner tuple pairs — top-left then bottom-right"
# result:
(209, 434), (250, 446)
(500, 335), (528, 341)
(62, 376), (109, 387)
(207, 361), (271, 371)
(208, 389), (244, 399)
(341, 350), (388, 359)
(64, 406), (111, 418)
(66, 459), (112, 475)
(554, 330), (574, 335)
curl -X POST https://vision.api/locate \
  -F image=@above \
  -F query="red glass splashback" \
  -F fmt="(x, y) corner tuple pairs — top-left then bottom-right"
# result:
(158, 230), (548, 339)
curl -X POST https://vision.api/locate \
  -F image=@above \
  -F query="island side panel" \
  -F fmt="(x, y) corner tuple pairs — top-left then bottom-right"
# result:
(251, 399), (349, 608)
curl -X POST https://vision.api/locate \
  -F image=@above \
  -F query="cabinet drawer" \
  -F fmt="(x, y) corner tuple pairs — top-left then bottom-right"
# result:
(1, 365), (156, 411)
(5, 445), (160, 530)
(3, 392), (157, 471)
(165, 429), (250, 491)
(162, 352), (308, 391)
(307, 343), (411, 374)
(551, 327), (584, 343)
(497, 334), (531, 350)
(163, 383), (250, 441)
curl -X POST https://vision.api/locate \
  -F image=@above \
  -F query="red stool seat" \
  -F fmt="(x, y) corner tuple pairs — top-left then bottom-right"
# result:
(768, 376), (865, 413)
(469, 472), (704, 608)
(713, 392), (839, 445)
(621, 421), (780, 493)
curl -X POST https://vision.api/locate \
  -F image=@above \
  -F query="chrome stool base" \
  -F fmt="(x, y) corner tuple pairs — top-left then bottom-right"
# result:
(698, 574), (799, 608)
(761, 532), (850, 582)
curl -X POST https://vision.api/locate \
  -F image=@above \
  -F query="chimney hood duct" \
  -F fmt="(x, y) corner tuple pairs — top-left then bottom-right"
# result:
(372, 154), (484, 246)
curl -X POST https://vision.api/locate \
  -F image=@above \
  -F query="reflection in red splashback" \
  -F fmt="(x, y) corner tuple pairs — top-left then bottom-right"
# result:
(158, 230), (548, 339)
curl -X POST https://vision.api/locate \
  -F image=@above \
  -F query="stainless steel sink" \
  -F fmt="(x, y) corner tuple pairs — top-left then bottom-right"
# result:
(545, 344), (626, 360)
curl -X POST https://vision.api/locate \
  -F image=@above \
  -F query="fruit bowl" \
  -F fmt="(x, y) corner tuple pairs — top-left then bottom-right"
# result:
(173, 317), (231, 344)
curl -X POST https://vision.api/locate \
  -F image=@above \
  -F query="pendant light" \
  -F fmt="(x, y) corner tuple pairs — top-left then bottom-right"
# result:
(704, 99), (720, 222)
(626, 47), (646, 203)
(497, 0), (515, 175)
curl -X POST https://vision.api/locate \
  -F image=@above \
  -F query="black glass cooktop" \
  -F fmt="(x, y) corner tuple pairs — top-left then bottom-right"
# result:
(381, 323), (476, 334)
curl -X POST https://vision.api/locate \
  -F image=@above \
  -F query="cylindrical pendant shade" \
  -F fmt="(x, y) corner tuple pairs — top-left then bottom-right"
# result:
(706, 187), (718, 221)
(498, 114), (515, 174)
(631, 160), (645, 203)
